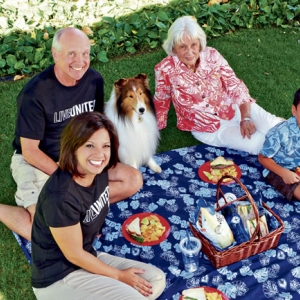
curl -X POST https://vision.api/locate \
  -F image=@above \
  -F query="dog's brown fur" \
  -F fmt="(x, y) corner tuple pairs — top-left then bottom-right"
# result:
(105, 73), (161, 173)
(113, 73), (156, 121)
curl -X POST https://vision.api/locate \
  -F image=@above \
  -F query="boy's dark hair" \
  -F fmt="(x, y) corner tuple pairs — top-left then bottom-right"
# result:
(293, 88), (300, 107)
(59, 112), (119, 178)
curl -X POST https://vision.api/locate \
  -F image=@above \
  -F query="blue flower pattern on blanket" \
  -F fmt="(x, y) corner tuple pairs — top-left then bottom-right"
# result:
(13, 145), (300, 299)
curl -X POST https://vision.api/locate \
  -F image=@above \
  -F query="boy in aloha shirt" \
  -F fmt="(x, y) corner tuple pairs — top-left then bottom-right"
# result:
(258, 89), (300, 201)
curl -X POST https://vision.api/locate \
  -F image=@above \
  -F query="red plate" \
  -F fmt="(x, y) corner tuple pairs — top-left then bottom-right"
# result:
(179, 286), (230, 300)
(198, 161), (241, 185)
(122, 212), (171, 246)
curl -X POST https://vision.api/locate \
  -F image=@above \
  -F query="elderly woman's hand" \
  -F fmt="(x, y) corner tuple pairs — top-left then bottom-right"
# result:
(240, 118), (257, 139)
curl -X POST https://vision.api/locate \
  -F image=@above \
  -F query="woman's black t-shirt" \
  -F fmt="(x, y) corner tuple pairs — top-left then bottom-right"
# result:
(31, 168), (109, 288)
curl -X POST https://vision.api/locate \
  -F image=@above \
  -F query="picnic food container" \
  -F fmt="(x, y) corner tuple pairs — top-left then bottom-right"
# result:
(190, 175), (284, 268)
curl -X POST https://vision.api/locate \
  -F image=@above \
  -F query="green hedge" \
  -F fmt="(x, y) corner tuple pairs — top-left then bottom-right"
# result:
(0, 0), (299, 77)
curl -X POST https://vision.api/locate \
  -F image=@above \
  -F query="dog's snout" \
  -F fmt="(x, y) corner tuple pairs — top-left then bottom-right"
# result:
(139, 107), (145, 114)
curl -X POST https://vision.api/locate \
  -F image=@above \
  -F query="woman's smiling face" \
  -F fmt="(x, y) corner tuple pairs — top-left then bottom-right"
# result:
(173, 35), (201, 69)
(74, 128), (111, 186)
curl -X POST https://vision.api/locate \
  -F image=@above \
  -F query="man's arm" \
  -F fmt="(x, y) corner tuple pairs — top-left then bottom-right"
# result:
(21, 137), (58, 175)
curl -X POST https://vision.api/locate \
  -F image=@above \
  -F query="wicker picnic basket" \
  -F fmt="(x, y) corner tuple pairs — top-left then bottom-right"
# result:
(190, 175), (284, 268)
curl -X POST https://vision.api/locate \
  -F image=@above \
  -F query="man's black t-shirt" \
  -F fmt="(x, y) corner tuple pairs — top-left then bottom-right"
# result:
(12, 65), (104, 161)
(31, 168), (109, 288)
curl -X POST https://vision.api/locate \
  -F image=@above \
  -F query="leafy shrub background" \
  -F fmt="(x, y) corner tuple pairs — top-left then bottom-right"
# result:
(0, 0), (299, 77)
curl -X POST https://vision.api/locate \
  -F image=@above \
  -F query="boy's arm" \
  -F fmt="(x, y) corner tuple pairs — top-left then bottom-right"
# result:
(258, 154), (300, 184)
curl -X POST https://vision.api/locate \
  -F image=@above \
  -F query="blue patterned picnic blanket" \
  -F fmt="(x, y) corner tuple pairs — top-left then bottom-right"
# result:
(14, 144), (300, 299)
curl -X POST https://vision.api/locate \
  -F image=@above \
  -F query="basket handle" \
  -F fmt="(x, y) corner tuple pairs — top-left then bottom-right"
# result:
(215, 175), (261, 243)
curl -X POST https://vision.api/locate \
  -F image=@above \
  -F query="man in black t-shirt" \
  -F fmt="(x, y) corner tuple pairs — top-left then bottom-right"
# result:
(0, 27), (142, 241)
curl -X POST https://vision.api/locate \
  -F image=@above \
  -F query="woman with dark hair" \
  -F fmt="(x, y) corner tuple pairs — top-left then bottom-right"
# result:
(31, 112), (166, 300)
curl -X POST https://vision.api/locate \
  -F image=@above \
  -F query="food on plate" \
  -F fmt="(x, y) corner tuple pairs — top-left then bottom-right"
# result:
(296, 166), (300, 174)
(126, 214), (166, 243)
(203, 171), (214, 181)
(206, 292), (223, 300)
(182, 287), (206, 300)
(210, 156), (234, 169)
(181, 287), (223, 300)
(126, 217), (144, 243)
(140, 214), (166, 242)
(203, 156), (238, 183)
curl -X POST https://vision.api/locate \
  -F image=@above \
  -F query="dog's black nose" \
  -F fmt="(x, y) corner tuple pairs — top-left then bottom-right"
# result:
(139, 107), (145, 114)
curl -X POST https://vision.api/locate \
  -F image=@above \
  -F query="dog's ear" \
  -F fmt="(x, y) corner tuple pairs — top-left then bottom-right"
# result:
(114, 78), (128, 90)
(135, 73), (149, 89)
(135, 73), (147, 81)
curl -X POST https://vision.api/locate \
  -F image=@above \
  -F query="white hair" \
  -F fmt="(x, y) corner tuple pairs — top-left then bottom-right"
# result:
(52, 28), (65, 52)
(162, 16), (207, 56)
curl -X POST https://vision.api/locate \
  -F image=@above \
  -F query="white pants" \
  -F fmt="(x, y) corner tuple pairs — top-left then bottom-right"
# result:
(33, 253), (166, 300)
(192, 103), (283, 155)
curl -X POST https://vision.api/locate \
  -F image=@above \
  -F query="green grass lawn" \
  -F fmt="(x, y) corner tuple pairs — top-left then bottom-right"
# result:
(1, 26), (300, 299)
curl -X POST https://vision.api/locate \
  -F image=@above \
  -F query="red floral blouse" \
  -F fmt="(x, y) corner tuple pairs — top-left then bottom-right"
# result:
(153, 47), (255, 133)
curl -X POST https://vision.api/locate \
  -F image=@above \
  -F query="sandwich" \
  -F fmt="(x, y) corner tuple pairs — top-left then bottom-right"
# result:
(210, 156), (234, 169)
(126, 217), (144, 243)
(203, 156), (237, 183)
(182, 287), (206, 300)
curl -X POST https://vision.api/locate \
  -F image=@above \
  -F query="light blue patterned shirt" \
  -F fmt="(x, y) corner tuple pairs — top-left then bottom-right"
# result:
(259, 116), (300, 177)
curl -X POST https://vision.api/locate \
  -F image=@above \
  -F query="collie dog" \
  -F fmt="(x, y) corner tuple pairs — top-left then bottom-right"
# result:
(105, 73), (162, 173)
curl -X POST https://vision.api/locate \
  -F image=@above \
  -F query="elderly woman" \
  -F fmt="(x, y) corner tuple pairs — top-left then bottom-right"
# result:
(153, 16), (283, 154)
